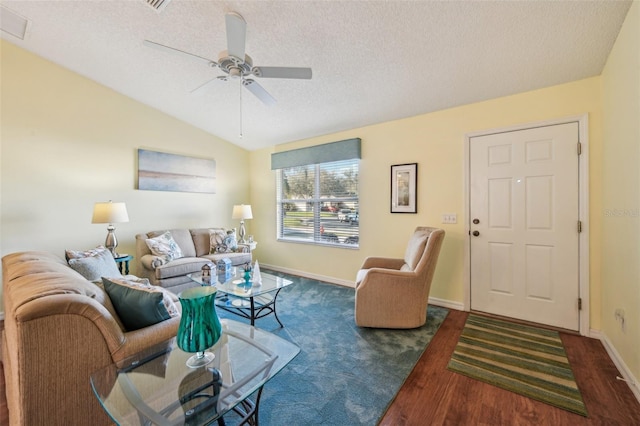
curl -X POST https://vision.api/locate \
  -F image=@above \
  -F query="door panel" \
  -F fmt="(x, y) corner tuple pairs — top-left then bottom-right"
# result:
(470, 122), (580, 330)
(489, 242), (513, 294)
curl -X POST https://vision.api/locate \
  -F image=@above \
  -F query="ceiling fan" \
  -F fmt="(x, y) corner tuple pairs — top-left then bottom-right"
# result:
(143, 11), (312, 107)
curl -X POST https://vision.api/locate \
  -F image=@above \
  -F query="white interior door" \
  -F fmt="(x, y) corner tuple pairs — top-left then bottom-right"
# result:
(469, 122), (580, 330)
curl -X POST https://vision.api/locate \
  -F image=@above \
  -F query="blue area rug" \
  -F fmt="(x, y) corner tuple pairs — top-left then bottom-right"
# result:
(217, 271), (449, 425)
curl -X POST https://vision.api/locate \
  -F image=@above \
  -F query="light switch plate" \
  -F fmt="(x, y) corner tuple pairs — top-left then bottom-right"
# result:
(441, 213), (457, 224)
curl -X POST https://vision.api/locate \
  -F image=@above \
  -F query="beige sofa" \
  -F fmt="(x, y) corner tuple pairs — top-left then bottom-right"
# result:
(1, 251), (181, 426)
(135, 228), (252, 295)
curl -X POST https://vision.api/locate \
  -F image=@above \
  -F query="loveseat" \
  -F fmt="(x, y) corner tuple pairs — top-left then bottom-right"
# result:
(1, 251), (181, 426)
(135, 228), (252, 295)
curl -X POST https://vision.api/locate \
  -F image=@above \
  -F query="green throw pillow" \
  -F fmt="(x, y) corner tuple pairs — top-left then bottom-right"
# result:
(102, 277), (178, 331)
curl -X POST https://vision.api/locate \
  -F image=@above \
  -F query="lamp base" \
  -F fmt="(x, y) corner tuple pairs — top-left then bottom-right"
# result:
(186, 351), (215, 368)
(105, 224), (119, 258)
(238, 221), (247, 244)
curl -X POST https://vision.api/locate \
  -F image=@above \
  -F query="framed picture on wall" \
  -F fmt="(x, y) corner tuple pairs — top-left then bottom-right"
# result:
(137, 149), (216, 194)
(391, 163), (417, 213)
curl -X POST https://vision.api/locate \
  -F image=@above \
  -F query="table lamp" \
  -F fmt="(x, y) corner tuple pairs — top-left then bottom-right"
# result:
(232, 204), (253, 244)
(92, 201), (129, 257)
(177, 286), (222, 368)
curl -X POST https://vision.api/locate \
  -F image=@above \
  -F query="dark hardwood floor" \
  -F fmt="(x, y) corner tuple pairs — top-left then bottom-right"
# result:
(380, 310), (640, 425)
(1, 313), (639, 425)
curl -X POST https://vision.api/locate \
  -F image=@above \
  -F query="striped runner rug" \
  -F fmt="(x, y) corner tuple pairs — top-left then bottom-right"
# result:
(447, 314), (588, 416)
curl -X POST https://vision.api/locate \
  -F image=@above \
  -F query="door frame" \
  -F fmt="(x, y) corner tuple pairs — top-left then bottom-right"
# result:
(463, 114), (590, 336)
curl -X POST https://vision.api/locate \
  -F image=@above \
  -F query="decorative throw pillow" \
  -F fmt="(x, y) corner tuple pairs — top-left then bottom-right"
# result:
(68, 248), (122, 282)
(65, 246), (107, 261)
(224, 230), (238, 252)
(102, 277), (179, 331)
(209, 229), (237, 254)
(209, 229), (226, 254)
(146, 231), (183, 262)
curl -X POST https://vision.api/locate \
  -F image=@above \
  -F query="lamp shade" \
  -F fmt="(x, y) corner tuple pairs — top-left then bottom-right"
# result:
(232, 204), (253, 220)
(92, 201), (129, 224)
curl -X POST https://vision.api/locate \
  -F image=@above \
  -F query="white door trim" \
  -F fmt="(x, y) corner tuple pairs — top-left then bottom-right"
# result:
(463, 114), (590, 336)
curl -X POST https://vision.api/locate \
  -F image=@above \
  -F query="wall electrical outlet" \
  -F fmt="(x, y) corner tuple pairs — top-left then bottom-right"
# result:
(442, 213), (457, 224)
(614, 308), (626, 332)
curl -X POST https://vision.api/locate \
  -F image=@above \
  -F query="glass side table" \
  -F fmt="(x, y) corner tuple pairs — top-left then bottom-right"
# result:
(90, 319), (299, 426)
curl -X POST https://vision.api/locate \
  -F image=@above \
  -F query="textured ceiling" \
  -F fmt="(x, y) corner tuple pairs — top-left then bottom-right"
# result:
(0, 0), (632, 151)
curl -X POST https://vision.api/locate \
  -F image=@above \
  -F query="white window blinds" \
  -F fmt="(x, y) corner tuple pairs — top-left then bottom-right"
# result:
(273, 139), (360, 247)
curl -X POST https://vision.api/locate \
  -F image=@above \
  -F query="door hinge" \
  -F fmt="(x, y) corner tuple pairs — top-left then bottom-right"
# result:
(578, 298), (583, 310)
(577, 220), (582, 233)
(577, 142), (582, 155)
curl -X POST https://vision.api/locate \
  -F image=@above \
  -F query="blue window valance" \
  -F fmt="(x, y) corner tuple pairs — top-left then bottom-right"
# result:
(271, 138), (361, 170)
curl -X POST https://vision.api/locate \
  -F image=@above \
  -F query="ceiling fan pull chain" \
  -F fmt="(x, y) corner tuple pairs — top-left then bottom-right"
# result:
(239, 79), (243, 138)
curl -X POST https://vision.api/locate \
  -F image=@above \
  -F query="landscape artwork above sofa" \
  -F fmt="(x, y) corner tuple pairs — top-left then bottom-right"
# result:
(137, 149), (216, 193)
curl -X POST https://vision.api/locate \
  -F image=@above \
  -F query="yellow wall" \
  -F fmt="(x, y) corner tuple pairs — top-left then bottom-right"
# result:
(601, 1), (640, 384)
(251, 77), (603, 326)
(0, 40), (250, 306)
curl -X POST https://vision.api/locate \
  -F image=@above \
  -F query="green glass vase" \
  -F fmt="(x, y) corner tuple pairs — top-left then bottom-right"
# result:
(177, 286), (222, 368)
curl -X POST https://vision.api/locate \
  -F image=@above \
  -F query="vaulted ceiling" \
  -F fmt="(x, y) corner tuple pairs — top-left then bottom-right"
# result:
(0, 0), (632, 150)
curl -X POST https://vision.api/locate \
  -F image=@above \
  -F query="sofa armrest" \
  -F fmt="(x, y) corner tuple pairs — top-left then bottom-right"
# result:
(16, 293), (126, 351)
(235, 244), (250, 254)
(359, 256), (405, 270)
(112, 315), (181, 364)
(140, 254), (165, 270)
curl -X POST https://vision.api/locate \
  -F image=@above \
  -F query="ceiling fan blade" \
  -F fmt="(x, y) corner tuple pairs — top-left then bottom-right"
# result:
(252, 66), (312, 79)
(243, 79), (276, 106)
(143, 39), (217, 67)
(225, 12), (246, 60)
(190, 76), (226, 95)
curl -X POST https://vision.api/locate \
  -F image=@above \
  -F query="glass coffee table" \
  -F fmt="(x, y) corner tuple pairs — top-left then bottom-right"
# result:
(188, 268), (293, 327)
(91, 319), (299, 426)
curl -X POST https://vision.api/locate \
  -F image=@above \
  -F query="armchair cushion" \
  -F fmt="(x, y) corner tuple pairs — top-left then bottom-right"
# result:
(102, 277), (179, 331)
(404, 233), (429, 270)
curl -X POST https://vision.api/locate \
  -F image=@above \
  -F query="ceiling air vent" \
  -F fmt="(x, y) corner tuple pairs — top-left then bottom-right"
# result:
(144, 0), (172, 12)
(0, 5), (30, 40)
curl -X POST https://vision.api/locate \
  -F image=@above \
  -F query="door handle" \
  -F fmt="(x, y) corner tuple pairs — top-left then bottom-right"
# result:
(472, 230), (480, 237)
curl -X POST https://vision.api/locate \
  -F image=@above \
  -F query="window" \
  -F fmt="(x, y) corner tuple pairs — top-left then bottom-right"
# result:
(271, 138), (361, 247)
(276, 159), (359, 247)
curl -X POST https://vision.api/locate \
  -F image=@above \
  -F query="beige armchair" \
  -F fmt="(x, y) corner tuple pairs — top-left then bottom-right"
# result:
(355, 227), (445, 328)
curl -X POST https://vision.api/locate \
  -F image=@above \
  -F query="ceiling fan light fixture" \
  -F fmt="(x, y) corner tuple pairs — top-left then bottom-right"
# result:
(228, 68), (242, 79)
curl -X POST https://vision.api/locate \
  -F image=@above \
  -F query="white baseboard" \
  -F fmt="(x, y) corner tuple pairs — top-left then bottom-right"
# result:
(428, 297), (465, 311)
(590, 329), (640, 403)
(260, 264), (355, 288)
